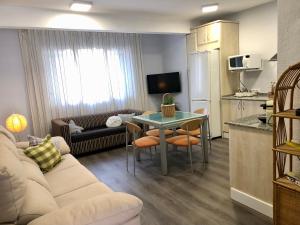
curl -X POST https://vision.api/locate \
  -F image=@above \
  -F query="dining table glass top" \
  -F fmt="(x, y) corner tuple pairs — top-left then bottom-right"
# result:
(133, 111), (206, 127)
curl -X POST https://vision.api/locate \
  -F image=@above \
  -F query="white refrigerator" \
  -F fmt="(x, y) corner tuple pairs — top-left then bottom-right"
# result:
(188, 49), (221, 138)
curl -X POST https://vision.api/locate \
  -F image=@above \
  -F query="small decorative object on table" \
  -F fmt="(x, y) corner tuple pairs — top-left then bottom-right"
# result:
(161, 93), (175, 117)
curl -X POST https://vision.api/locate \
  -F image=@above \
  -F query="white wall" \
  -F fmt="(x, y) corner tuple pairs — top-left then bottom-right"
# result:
(141, 34), (188, 111)
(0, 30), (188, 137)
(0, 6), (190, 34)
(162, 35), (189, 111)
(225, 2), (278, 93)
(0, 29), (32, 139)
(140, 35), (164, 111)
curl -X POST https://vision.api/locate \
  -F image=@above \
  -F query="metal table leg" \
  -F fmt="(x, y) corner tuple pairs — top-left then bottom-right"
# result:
(159, 128), (168, 175)
(201, 117), (209, 163)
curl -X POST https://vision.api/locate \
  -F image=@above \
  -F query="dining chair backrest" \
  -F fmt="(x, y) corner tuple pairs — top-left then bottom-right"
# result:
(181, 119), (203, 132)
(142, 111), (156, 115)
(194, 108), (207, 115)
(125, 122), (142, 134)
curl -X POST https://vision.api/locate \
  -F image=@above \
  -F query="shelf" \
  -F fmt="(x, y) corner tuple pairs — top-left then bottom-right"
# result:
(273, 109), (300, 119)
(274, 177), (300, 192)
(273, 144), (300, 156)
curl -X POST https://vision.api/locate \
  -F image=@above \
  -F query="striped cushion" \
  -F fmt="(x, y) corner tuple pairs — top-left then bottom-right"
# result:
(24, 135), (62, 173)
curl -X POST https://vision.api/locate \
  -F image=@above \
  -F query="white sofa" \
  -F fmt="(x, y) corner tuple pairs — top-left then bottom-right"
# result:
(0, 133), (143, 225)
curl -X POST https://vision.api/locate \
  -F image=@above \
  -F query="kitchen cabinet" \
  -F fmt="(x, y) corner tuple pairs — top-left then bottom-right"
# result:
(186, 29), (197, 54)
(187, 20), (239, 137)
(197, 21), (221, 51)
(230, 100), (265, 122)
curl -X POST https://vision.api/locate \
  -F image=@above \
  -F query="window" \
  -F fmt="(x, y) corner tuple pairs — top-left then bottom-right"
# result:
(49, 48), (128, 106)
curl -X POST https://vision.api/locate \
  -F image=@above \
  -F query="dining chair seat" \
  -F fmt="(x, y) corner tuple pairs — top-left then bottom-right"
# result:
(176, 128), (201, 136)
(133, 136), (160, 148)
(166, 135), (200, 146)
(146, 129), (174, 137)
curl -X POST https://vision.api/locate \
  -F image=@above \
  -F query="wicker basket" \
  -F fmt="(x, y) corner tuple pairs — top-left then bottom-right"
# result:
(161, 93), (175, 117)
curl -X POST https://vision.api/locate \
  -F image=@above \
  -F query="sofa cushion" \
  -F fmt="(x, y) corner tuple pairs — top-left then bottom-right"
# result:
(45, 163), (98, 197)
(22, 160), (51, 191)
(71, 126), (126, 143)
(16, 136), (71, 155)
(16, 148), (40, 167)
(24, 135), (62, 173)
(55, 182), (113, 207)
(48, 154), (79, 174)
(18, 180), (58, 225)
(0, 125), (16, 143)
(106, 116), (122, 128)
(0, 136), (26, 224)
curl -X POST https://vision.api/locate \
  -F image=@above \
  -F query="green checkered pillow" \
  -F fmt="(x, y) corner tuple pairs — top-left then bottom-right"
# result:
(24, 135), (62, 173)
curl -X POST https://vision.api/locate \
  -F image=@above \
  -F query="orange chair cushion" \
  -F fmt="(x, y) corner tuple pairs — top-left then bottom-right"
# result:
(146, 129), (174, 137)
(166, 135), (200, 146)
(176, 128), (201, 136)
(133, 136), (160, 148)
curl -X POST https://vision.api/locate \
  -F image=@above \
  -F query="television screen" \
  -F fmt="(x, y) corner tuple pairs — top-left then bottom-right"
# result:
(146, 72), (181, 94)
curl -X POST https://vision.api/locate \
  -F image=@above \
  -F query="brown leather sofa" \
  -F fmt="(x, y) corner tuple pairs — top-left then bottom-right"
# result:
(51, 109), (142, 156)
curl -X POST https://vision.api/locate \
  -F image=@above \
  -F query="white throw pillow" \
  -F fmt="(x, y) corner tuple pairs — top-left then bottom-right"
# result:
(106, 116), (122, 128)
(118, 113), (135, 123)
(27, 135), (43, 146)
(69, 120), (84, 134)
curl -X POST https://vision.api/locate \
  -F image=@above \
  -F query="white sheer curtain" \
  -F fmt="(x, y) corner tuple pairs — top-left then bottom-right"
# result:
(19, 30), (147, 136)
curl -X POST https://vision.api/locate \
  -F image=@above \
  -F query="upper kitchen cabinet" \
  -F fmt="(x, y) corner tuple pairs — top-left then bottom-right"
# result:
(186, 29), (197, 54)
(187, 20), (239, 95)
(197, 22), (221, 52)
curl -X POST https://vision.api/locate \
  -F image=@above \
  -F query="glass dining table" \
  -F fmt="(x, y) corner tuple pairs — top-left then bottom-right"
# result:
(132, 111), (208, 175)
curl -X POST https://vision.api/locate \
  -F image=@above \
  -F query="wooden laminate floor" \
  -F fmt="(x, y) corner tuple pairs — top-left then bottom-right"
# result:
(78, 138), (272, 225)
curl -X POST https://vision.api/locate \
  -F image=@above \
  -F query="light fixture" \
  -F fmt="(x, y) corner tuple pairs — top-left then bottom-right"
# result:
(70, 1), (92, 12)
(202, 4), (219, 13)
(6, 114), (28, 133)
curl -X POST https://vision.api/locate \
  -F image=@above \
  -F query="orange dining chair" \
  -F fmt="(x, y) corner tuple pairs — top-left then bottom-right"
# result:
(125, 122), (160, 176)
(166, 119), (204, 172)
(176, 108), (212, 150)
(142, 111), (174, 137)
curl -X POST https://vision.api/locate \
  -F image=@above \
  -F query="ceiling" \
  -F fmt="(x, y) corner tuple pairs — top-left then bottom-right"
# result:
(0, 0), (274, 20)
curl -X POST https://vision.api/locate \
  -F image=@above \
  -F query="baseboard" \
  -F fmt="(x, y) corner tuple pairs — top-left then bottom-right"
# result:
(230, 187), (273, 218)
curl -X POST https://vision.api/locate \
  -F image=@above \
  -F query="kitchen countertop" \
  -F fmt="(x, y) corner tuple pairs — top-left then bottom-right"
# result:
(222, 94), (270, 101)
(226, 114), (272, 132)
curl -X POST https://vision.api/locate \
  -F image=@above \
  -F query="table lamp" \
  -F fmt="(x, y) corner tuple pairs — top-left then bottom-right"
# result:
(6, 114), (28, 140)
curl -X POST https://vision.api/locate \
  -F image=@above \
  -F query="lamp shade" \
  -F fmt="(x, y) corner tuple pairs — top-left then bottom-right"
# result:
(6, 114), (28, 133)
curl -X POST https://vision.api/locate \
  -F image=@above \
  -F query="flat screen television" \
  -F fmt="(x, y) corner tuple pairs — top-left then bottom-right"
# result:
(146, 72), (181, 94)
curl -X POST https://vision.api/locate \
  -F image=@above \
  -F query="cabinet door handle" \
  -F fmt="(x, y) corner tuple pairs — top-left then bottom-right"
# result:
(242, 101), (245, 111)
(238, 101), (241, 110)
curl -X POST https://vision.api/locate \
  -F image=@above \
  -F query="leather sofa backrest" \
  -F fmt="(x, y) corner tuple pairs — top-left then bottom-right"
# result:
(59, 109), (141, 130)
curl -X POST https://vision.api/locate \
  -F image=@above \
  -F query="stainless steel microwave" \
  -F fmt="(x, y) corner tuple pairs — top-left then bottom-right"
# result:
(228, 54), (262, 71)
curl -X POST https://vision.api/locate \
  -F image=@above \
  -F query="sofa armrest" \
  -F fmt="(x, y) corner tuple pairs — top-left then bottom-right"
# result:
(16, 137), (70, 155)
(51, 119), (71, 145)
(28, 192), (143, 225)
